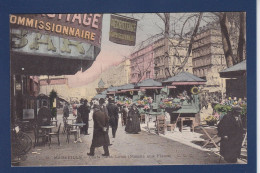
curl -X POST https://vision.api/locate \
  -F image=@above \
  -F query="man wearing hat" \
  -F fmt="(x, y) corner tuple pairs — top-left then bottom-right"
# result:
(107, 98), (119, 138)
(217, 106), (244, 163)
(87, 100), (110, 156)
(78, 99), (90, 135)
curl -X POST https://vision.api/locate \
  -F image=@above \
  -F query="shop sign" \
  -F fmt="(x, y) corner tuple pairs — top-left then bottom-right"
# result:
(11, 29), (96, 60)
(109, 14), (137, 46)
(10, 14), (103, 48)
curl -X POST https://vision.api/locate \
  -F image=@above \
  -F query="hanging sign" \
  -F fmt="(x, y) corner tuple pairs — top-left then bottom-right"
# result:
(109, 14), (137, 46)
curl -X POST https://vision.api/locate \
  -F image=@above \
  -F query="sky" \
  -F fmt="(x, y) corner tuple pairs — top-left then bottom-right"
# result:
(67, 13), (213, 87)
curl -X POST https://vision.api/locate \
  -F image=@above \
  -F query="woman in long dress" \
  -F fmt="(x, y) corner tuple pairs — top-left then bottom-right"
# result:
(125, 104), (141, 134)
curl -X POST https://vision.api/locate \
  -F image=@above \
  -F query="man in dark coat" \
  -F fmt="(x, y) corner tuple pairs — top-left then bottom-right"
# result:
(78, 99), (90, 135)
(37, 101), (51, 126)
(107, 98), (119, 138)
(87, 104), (110, 156)
(217, 106), (244, 163)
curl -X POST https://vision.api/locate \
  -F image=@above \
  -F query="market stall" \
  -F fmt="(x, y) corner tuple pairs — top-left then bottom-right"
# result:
(162, 72), (206, 132)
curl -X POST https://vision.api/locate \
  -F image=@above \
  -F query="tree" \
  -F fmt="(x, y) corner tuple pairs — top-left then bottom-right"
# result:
(215, 12), (246, 67)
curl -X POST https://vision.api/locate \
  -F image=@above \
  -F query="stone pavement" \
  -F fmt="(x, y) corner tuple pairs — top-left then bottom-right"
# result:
(18, 111), (245, 166)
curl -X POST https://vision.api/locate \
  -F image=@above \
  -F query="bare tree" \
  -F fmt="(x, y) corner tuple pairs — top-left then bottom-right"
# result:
(213, 12), (246, 67)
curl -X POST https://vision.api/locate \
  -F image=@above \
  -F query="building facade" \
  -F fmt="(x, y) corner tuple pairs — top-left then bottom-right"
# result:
(130, 44), (154, 83)
(192, 24), (227, 94)
(130, 37), (192, 82)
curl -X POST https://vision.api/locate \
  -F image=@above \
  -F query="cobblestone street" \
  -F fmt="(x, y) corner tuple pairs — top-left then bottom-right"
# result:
(17, 112), (229, 167)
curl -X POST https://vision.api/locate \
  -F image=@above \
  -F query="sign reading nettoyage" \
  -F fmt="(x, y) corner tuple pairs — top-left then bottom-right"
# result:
(109, 14), (137, 46)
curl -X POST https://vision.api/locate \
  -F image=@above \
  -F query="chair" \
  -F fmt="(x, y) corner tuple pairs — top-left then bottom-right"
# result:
(48, 123), (61, 146)
(140, 114), (146, 124)
(66, 125), (77, 144)
(156, 115), (166, 135)
(62, 117), (68, 134)
(33, 124), (47, 147)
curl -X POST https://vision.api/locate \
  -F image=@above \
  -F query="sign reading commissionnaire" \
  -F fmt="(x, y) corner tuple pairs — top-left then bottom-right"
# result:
(109, 14), (137, 46)
(10, 14), (103, 47)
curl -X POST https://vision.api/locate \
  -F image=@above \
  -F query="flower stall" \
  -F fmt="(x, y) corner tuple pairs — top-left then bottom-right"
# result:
(161, 72), (206, 132)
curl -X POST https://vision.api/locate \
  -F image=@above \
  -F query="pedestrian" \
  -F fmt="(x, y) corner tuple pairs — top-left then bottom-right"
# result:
(87, 102), (110, 156)
(78, 99), (91, 135)
(107, 98), (119, 138)
(37, 101), (52, 126)
(99, 98), (108, 117)
(125, 104), (141, 134)
(121, 105), (128, 126)
(63, 102), (70, 119)
(217, 106), (244, 163)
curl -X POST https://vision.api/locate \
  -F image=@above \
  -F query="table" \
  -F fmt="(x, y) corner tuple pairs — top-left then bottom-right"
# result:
(69, 123), (86, 143)
(40, 125), (56, 144)
(51, 120), (58, 127)
(178, 117), (195, 132)
(147, 112), (165, 135)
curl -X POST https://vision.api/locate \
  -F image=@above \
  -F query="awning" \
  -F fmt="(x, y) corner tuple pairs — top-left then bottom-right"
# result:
(140, 86), (163, 89)
(118, 83), (135, 90)
(93, 94), (106, 99)
(115, 88), (144, 93)
(171, 82), (206, 85)
(219, 60), (247, 78)
(137, 79), (162, 87)
(163, 71), (206, 85)
(167, 86), (177, 89)
(11, 51), (96, 75)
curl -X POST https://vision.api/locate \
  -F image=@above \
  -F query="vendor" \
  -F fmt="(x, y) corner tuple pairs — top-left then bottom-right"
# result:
(217, 106), (244, 163)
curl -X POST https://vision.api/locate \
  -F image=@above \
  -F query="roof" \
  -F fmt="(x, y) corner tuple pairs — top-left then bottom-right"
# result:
(137, 79), (162, 87)
(107, 86), (121, 92)
(163, 71), (206, 83)
(118, 83), (135, 90)
(220, 60), (246, 73)
(93, 94), (106, 99)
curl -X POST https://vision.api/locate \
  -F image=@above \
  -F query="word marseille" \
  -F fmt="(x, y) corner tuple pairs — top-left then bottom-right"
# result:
(10, 14), (101, 41)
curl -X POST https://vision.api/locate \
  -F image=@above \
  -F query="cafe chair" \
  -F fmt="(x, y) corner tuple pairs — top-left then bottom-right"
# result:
(33, 124), (47, 147)
(48, 123), (61, 146)
(62, 117), (68, 134)
(66, 125), (77, 144)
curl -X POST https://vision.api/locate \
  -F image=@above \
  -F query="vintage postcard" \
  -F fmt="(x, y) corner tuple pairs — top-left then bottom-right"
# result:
(10, 12), (248, 167)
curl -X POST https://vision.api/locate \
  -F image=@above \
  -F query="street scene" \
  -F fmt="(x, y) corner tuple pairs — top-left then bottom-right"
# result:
(10, 12), (247, 166)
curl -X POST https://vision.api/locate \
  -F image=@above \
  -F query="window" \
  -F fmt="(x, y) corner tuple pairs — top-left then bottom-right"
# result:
(146, 71), (151, 78)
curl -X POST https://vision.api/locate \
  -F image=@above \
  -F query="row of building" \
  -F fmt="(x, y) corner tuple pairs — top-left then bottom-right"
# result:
(37, 22), (242, 102)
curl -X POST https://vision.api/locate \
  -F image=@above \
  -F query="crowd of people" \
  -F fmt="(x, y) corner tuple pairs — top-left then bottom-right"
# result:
(61, 97), (142, 157)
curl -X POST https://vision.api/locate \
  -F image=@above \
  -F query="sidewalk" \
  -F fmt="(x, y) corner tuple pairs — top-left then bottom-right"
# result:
(17, 111), (246, 166)
(140, 115), (247, 164)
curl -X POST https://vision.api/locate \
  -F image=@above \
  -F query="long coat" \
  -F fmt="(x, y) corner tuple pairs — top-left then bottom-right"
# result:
(78, 104), (90, 123)
(217, 112), (244, 163)
(91, 105), (110, 147)
(125, 107), (141, 134)
(107, 103), (119, 127)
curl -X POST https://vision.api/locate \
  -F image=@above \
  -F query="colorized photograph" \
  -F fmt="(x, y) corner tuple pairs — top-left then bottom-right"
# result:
(10, 12), (247, 166)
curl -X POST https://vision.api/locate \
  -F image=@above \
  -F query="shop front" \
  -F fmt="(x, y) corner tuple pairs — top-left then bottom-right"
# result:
(10, 14), (103, 124)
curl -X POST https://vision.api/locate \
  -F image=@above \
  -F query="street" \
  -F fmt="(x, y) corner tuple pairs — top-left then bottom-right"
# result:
(19, 111), (226, 166)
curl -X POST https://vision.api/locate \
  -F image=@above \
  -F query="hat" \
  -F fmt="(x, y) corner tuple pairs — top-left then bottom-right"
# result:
(108, 97), (114, 103)
(99, 98), (105, 104)
(232, 106), (242, 112)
